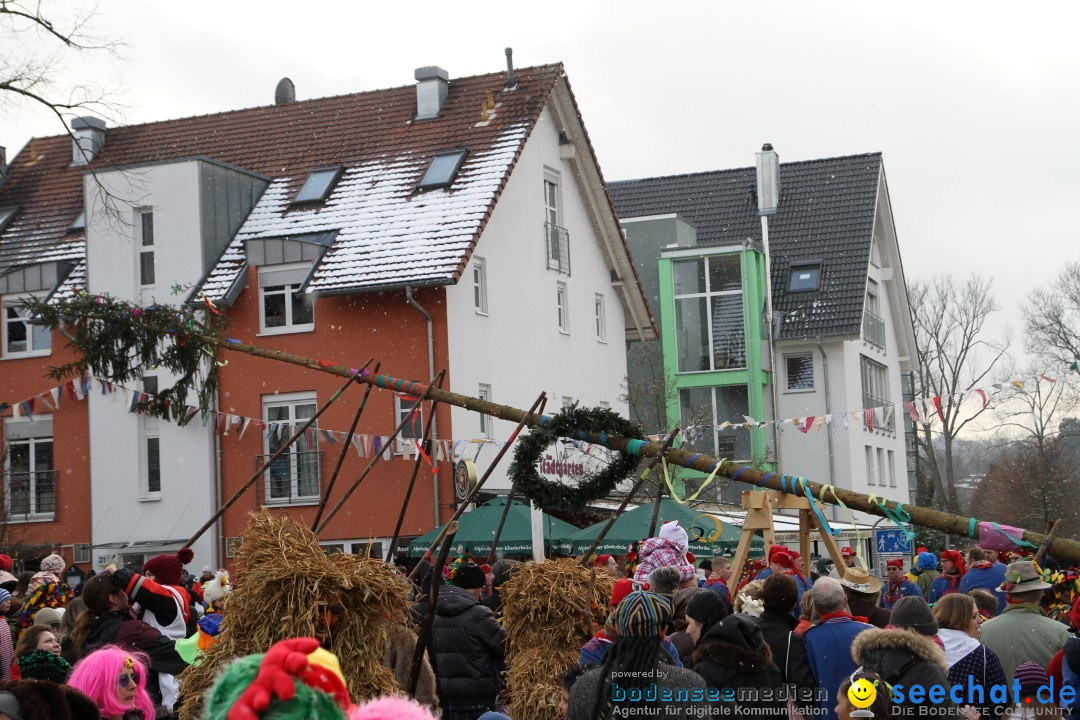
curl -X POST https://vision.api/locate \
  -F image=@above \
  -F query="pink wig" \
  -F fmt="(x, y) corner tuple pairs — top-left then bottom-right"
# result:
(350, 696), (437, 720)
(68, 645), (155, 720)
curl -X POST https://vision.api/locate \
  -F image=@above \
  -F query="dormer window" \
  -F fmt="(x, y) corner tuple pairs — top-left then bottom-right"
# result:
(0, 207), (17, 233)
(788, 262), (821, 292)
(293, 166), (343, 205)
(69, 210), (86, 232)
(418, 150), (467, 190)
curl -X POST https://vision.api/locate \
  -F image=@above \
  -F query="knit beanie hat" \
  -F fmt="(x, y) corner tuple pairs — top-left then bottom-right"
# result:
(0, 555), (12, 573)
(143, 548), (194, 587)
(616, 591), (672, 638)
(0, 589), (11, 605)
(39, 553), (65, 574)
(889, 596), (938, 636)
(451, 563), (486, 590)
(1015, 662), (1050, 695)
(658, 521), (688, 554)
(609, 577), (637, 608)
(686, 588), (730, 636)
(916, 552), (938, 571)
(940, 549), (966, 576)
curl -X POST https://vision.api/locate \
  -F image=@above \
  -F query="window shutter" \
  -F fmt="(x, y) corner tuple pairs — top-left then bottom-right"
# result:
(4, 416), (53, 440)
(259, 266), (311, 288)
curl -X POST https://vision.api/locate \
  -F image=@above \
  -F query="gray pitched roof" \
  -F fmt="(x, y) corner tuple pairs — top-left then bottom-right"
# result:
(609, 153), (883, 339)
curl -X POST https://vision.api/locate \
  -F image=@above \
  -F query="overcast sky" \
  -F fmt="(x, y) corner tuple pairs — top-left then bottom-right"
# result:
(5, 1), (1078, 365)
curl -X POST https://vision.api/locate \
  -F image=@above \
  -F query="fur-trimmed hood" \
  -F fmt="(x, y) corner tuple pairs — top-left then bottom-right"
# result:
(852, 627), (948, 676)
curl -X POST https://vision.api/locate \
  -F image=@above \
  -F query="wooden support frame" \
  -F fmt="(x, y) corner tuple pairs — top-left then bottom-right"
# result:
(726, 490), (848, 596)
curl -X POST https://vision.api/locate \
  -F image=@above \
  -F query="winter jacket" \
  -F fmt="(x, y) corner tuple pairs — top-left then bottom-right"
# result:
(846, 594), (892, 630)
(881, 579), (923, 609)
(958, 563), (1007, 615)
(1061, 636), (1080, 714)
(852, 627), (958, 713)
(431, 584), (506, 706)
(86, 610), (187, 705)
(938, 630), (1007, 718)
(580, 632), (683, 668)
(569, 662), (709, 720)
(915, 569), (939, 600)
(692, 614), (786, 716)
(754, 608), (817, 693)
(802, 616), (875, 720)
(384, 622), (440, 715)
(928, 572), (962, 604)
(480, 589), (502, 616)
(980, 602), (1069, 682)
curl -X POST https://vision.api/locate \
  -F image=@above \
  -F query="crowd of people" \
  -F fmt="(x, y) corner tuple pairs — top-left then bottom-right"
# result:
(0, 523), (1075, 720)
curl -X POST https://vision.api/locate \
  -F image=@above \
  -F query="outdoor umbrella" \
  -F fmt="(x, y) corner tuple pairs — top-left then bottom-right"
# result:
(406, 496), (580, 557)
(554, 498), (762, 556)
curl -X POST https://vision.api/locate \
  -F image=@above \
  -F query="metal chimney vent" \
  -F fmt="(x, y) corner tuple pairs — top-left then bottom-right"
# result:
(415, 66), (449, 120)
(275, 77), (296, 104)
(755, 143), (780, 216)
(504, 48), (517, 89)
(71, 116), (106, 166)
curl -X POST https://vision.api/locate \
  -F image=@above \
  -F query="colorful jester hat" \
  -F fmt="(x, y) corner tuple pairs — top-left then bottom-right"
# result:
(205, 637), (354, 720)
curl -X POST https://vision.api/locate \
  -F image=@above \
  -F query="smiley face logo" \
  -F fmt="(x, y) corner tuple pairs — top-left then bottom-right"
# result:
(847, 678), (877, 709)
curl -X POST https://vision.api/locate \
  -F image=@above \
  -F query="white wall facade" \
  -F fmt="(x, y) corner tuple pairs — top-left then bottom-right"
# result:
(84, 161), (217, 570)
(445, 104), (632, 492)
(775, 177), (912, 524)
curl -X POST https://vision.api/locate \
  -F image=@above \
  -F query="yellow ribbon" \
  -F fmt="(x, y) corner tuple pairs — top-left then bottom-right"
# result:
(825, 484), (866, 569)
(660, 457), (726, 505)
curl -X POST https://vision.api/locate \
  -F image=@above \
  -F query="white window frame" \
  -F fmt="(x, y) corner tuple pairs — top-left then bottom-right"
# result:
(141, 435), (162, 499)
(594, 293), (607, 343)
(671, 252), (745, 373)
(478, 384), (493, 439)
(866, 279), (881, 316)
(784, 353), (815, 393)
(887, 449), (897, 488)
(562, 396), (575, 410)
(262, 391), (320, 505)
(4, 420), (55, 522)
(2, 292), (51, 359)
(394, 394), (424, 454)
(258, 262), (315, 336)
(877, 448), (887, 492)
(557, 282), (569, 334)
(865, 446), (876, 486)
(138, 209), (156, 288)
(544, 170), (562, 232)
(473, 257), (488, 316)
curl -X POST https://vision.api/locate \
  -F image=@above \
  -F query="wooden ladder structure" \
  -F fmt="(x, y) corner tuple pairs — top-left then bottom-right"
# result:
(726, 489), (848, 596)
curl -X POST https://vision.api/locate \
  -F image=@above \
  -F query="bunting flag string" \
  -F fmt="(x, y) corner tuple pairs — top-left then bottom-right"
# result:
(1, 362), (1079, 464)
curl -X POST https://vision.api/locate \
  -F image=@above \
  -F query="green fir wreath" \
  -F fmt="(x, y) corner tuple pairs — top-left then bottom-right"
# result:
(508, 405), (642, 510)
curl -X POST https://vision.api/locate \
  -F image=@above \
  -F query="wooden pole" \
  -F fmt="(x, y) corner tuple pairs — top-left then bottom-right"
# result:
(311, 360), (379, 531)
(408, 520), (459, 697)
(1035, 519), (1062, 566)
(647, 477), (665, 538)
(74, 323), (1080, 564)
(315, 373), (444, 535)
(486, 488), (516, 566)
(183, 367), (366, 549)
(408, 392), (547, 581)
(387, 371), (446, 560)
(577, 428), (680, 567)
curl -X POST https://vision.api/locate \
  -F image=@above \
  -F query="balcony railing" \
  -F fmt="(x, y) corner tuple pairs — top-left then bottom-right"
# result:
(861, 394), (895, 434)
(3, 470), (57, 522)
(546, 222), (571, 275)
(864, 309), (886, 350)
(255, 451), (322, 506)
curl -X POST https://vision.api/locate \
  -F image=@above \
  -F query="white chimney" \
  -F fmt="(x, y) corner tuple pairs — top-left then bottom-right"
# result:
(71, 116), (106, 166)
(755, 143), (780, 216)
(414, 66), (449, 120)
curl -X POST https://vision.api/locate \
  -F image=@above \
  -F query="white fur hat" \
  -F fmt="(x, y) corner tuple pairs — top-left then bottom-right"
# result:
(658, 520), (688, 553)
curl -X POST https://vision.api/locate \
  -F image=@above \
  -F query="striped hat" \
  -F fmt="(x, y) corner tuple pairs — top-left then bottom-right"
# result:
(616, 591), (672, 638)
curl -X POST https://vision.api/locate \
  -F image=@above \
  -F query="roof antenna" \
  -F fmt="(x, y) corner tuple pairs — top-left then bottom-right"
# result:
(504, 48), (517, 90)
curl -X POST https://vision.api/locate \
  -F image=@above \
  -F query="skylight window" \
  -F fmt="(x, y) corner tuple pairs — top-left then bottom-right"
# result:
(69, 210), (86, 232)
(293, 167), (343, 204)
(418, 150), (468, 190)
(788, 262), (821, 292)
(0, 207), (17, 232)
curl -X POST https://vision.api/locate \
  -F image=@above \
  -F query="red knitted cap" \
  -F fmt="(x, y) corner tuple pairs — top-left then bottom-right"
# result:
(144, 548), (193, 586)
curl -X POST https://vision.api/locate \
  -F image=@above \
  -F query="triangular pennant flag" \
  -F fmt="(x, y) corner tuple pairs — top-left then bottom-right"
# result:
(50, 386), (62, 408)
(842, 412), (850, 429)
(19, 400), (34, 421)
(36, 393), (53, 411)
(717, 421), (732, 431)
(381, 437), (392, 462)
(933, 396), (946, 423)
(128, 391), (142, 413)
(866, 407), (875, 432)
(185, 406), (199, 423)
(800, 417), (814, 434)
(905, 401), (919, 422)
(1040, 374), (1057, 384)
(883, 405), (894, 428)
(1011, 380), (1025, 390)
(67, 380), (78, 401)
(239, 417), (252, 439)
(975, 389), (988, 409)
(351, 434), (365, 458)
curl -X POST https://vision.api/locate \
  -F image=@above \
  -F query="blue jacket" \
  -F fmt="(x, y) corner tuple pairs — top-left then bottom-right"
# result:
(579, 634), (683, 669)
(699, 579), (730, 602)
(958, 563), (1007, 615)
(803, 617), (875, 720)
(928, 573), (961, 605)
(1062, 636), (1080, 714)
(880, 578), (922, 609)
